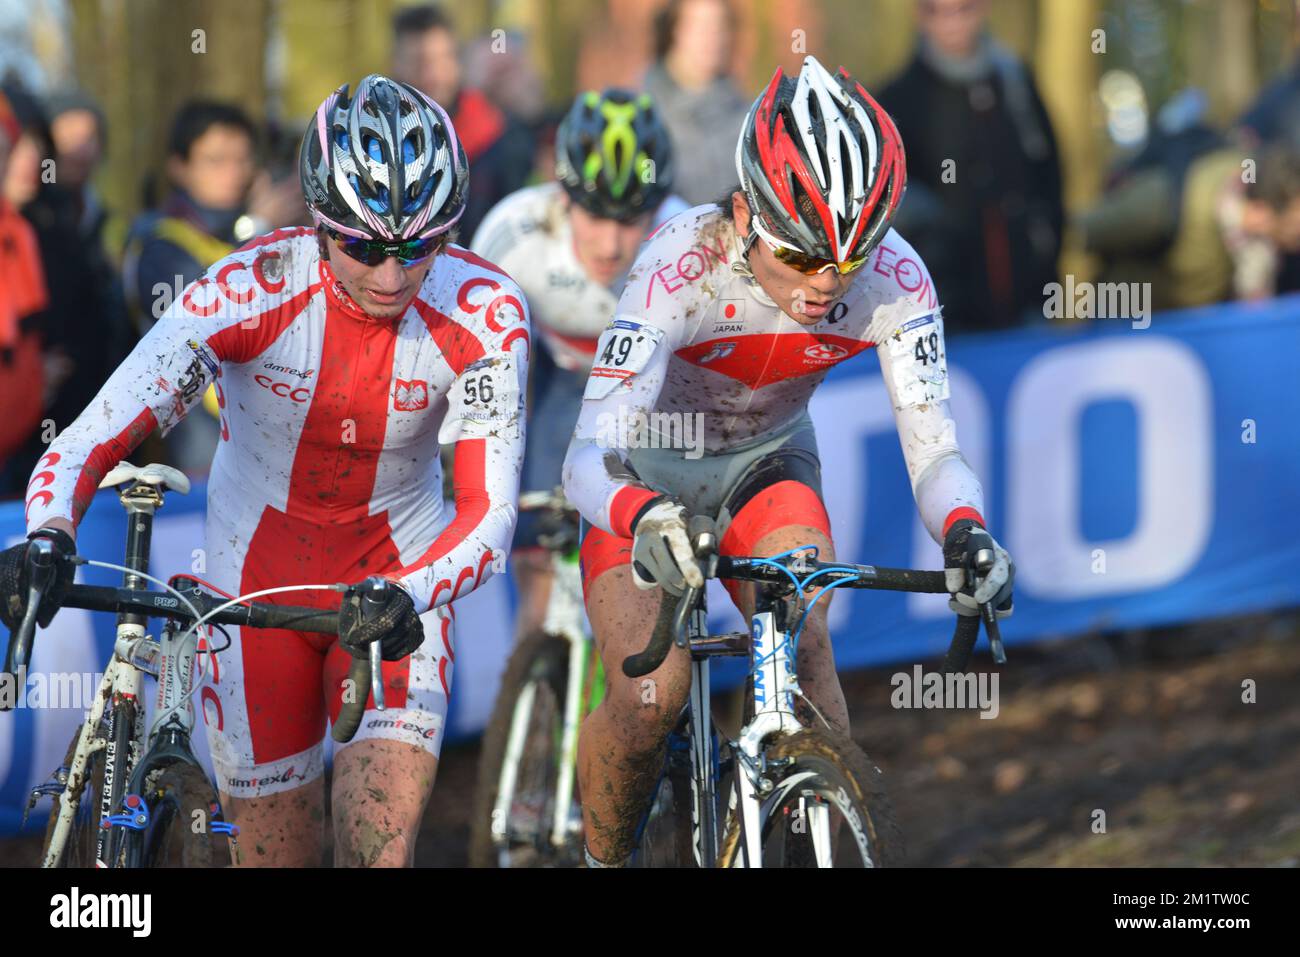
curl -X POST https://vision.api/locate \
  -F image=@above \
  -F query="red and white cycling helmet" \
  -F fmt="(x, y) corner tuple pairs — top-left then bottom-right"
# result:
(736, 56), (906, 266)
(300, 73), (469, 241)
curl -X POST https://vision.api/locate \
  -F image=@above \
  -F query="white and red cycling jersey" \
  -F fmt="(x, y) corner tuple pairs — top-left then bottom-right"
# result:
(563, 203), (985, 547)
(23, 226), (530, 795)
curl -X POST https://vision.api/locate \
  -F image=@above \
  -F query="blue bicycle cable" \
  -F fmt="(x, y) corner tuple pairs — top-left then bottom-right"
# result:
(742, 545), (862, 668)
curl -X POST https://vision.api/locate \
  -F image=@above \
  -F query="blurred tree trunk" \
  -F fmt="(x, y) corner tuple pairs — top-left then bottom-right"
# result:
(282, 0), (402, 122)
(1210, 0), (1257, 126)
(533, 0), (603, 105)
(1036, 0), (1101, 292)
(73, 0), (270, 224)
(990, 0), (1037, 61)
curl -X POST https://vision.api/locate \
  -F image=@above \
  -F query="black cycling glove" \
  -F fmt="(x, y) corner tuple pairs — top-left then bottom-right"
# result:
(0, 528), (77, 630)
(338, 578), (425, 662)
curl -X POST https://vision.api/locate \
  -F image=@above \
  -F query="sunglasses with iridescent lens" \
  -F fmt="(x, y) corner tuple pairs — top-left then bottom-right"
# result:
(770, 241), (872, 277)
(326, 228), (444, 267)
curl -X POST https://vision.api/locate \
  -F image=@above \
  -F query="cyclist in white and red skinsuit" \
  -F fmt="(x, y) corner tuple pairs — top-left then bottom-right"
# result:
(16, 75), (530, 867)
(562, 56), (1014, 867)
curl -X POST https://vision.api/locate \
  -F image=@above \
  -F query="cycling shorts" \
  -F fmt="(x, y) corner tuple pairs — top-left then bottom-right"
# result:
(578, 412), (832, 604)
(199, 492), (455, 800)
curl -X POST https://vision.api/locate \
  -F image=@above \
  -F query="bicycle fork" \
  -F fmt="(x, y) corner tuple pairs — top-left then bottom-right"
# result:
(729, 609), (801, 868)
(550, 630), (587, 847)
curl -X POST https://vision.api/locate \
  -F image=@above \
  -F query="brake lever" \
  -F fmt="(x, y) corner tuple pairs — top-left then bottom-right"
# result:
(357, 577), (387, 711)
(982, 604), (1007, 664)
(10, 539), (57, 672)
(971, 546), (1007, 664)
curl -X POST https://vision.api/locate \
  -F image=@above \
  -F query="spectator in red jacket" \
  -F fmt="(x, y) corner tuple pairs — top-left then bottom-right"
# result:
(0, 90), (51, 495)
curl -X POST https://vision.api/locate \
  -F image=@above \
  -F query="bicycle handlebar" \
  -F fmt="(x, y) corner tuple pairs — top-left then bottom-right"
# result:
(1, 573), (343, 715)
(621, 535), (1005, 678)
(5, 567), (394, 744)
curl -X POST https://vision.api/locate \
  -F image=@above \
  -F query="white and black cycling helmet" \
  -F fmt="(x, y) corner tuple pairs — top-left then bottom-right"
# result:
(736, 55), (906, 265)
(300, 73), (469, 241)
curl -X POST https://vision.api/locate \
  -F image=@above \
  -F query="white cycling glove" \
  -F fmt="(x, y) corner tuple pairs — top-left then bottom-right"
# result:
(630, 498), (705, 597)
(942, 519), (1015, 618)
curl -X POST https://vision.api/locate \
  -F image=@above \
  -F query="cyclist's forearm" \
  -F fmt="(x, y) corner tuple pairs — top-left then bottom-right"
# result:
(563, 326), (672, 535)
(22, 317), (222, 532)
(892, 391), (986, 542)
(398, 503), (519, 610)
(23, 391), (160, 534)
(562, 434), (659, 537)
(913, 449), (986, 543)
(398, 431), (522, 611)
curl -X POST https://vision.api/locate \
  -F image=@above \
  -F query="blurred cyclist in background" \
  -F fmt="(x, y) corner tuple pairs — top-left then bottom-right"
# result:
(472, 88), (686, 640)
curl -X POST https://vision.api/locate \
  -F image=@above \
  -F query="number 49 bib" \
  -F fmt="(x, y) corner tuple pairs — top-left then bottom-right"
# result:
(887, 309), (950, 408)
(583, 318), (665, 401)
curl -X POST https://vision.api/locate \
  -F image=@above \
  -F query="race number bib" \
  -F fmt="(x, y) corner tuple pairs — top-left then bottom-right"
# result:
(438, 352), (523, 444)
(887, 309), (950, 407)
(582, 318), (665, 401)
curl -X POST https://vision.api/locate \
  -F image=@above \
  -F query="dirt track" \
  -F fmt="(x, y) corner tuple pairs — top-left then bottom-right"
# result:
(5, 612), (1298, 867)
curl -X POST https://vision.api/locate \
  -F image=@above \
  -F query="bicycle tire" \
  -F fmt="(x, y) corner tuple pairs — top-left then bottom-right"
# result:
(720, 728), (903, 868)
(469, 631), (578, 867)
(136, 762), (231, 868)
(631, 747), (696, 867)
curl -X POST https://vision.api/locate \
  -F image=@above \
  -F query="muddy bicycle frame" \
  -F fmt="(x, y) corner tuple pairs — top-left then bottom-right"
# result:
(488, 491), (593, 855)
(624, 535), (992, 867)
(5, 465), (341, 867)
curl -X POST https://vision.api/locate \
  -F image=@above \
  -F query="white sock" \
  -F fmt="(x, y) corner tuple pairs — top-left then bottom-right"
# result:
(583, 844), (629, 868)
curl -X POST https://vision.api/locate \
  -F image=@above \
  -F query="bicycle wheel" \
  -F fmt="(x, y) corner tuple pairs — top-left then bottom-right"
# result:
(135, 762), (232, 868)
(41, 698), (135, 868)
(631, 742), (695, 867)
(721, 728), (903, 868)
(469, 632), (582, 867)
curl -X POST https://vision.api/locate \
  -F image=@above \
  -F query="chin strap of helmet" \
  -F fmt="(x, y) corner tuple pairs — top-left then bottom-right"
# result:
(730, 223), (759, 281)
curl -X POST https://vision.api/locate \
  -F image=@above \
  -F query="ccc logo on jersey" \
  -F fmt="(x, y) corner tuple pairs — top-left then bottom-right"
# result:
(394, 379), (430, 411)
(254, 374), (311, 403)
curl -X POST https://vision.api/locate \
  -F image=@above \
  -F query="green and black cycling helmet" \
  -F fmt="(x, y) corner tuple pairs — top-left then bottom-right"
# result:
(555, 88), (674, 222)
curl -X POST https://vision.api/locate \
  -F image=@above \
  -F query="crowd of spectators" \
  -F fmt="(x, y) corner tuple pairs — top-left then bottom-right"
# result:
(0, 0), (1297, 492)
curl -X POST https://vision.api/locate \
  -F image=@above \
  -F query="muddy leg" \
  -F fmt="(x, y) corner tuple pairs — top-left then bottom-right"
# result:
(331, 738), (437, 867)
(578, 563), (691, 864)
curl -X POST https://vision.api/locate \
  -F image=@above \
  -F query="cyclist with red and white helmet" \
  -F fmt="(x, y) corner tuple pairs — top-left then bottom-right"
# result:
(562, 55), (1014, 867)
(5, 74), (530, 866)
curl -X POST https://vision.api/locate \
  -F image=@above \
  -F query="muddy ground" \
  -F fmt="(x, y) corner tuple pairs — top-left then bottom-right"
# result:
(4, 611), (1298, 867)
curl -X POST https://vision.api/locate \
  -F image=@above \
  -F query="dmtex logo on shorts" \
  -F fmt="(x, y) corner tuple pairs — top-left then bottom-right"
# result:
(366, 715), (441, 739)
